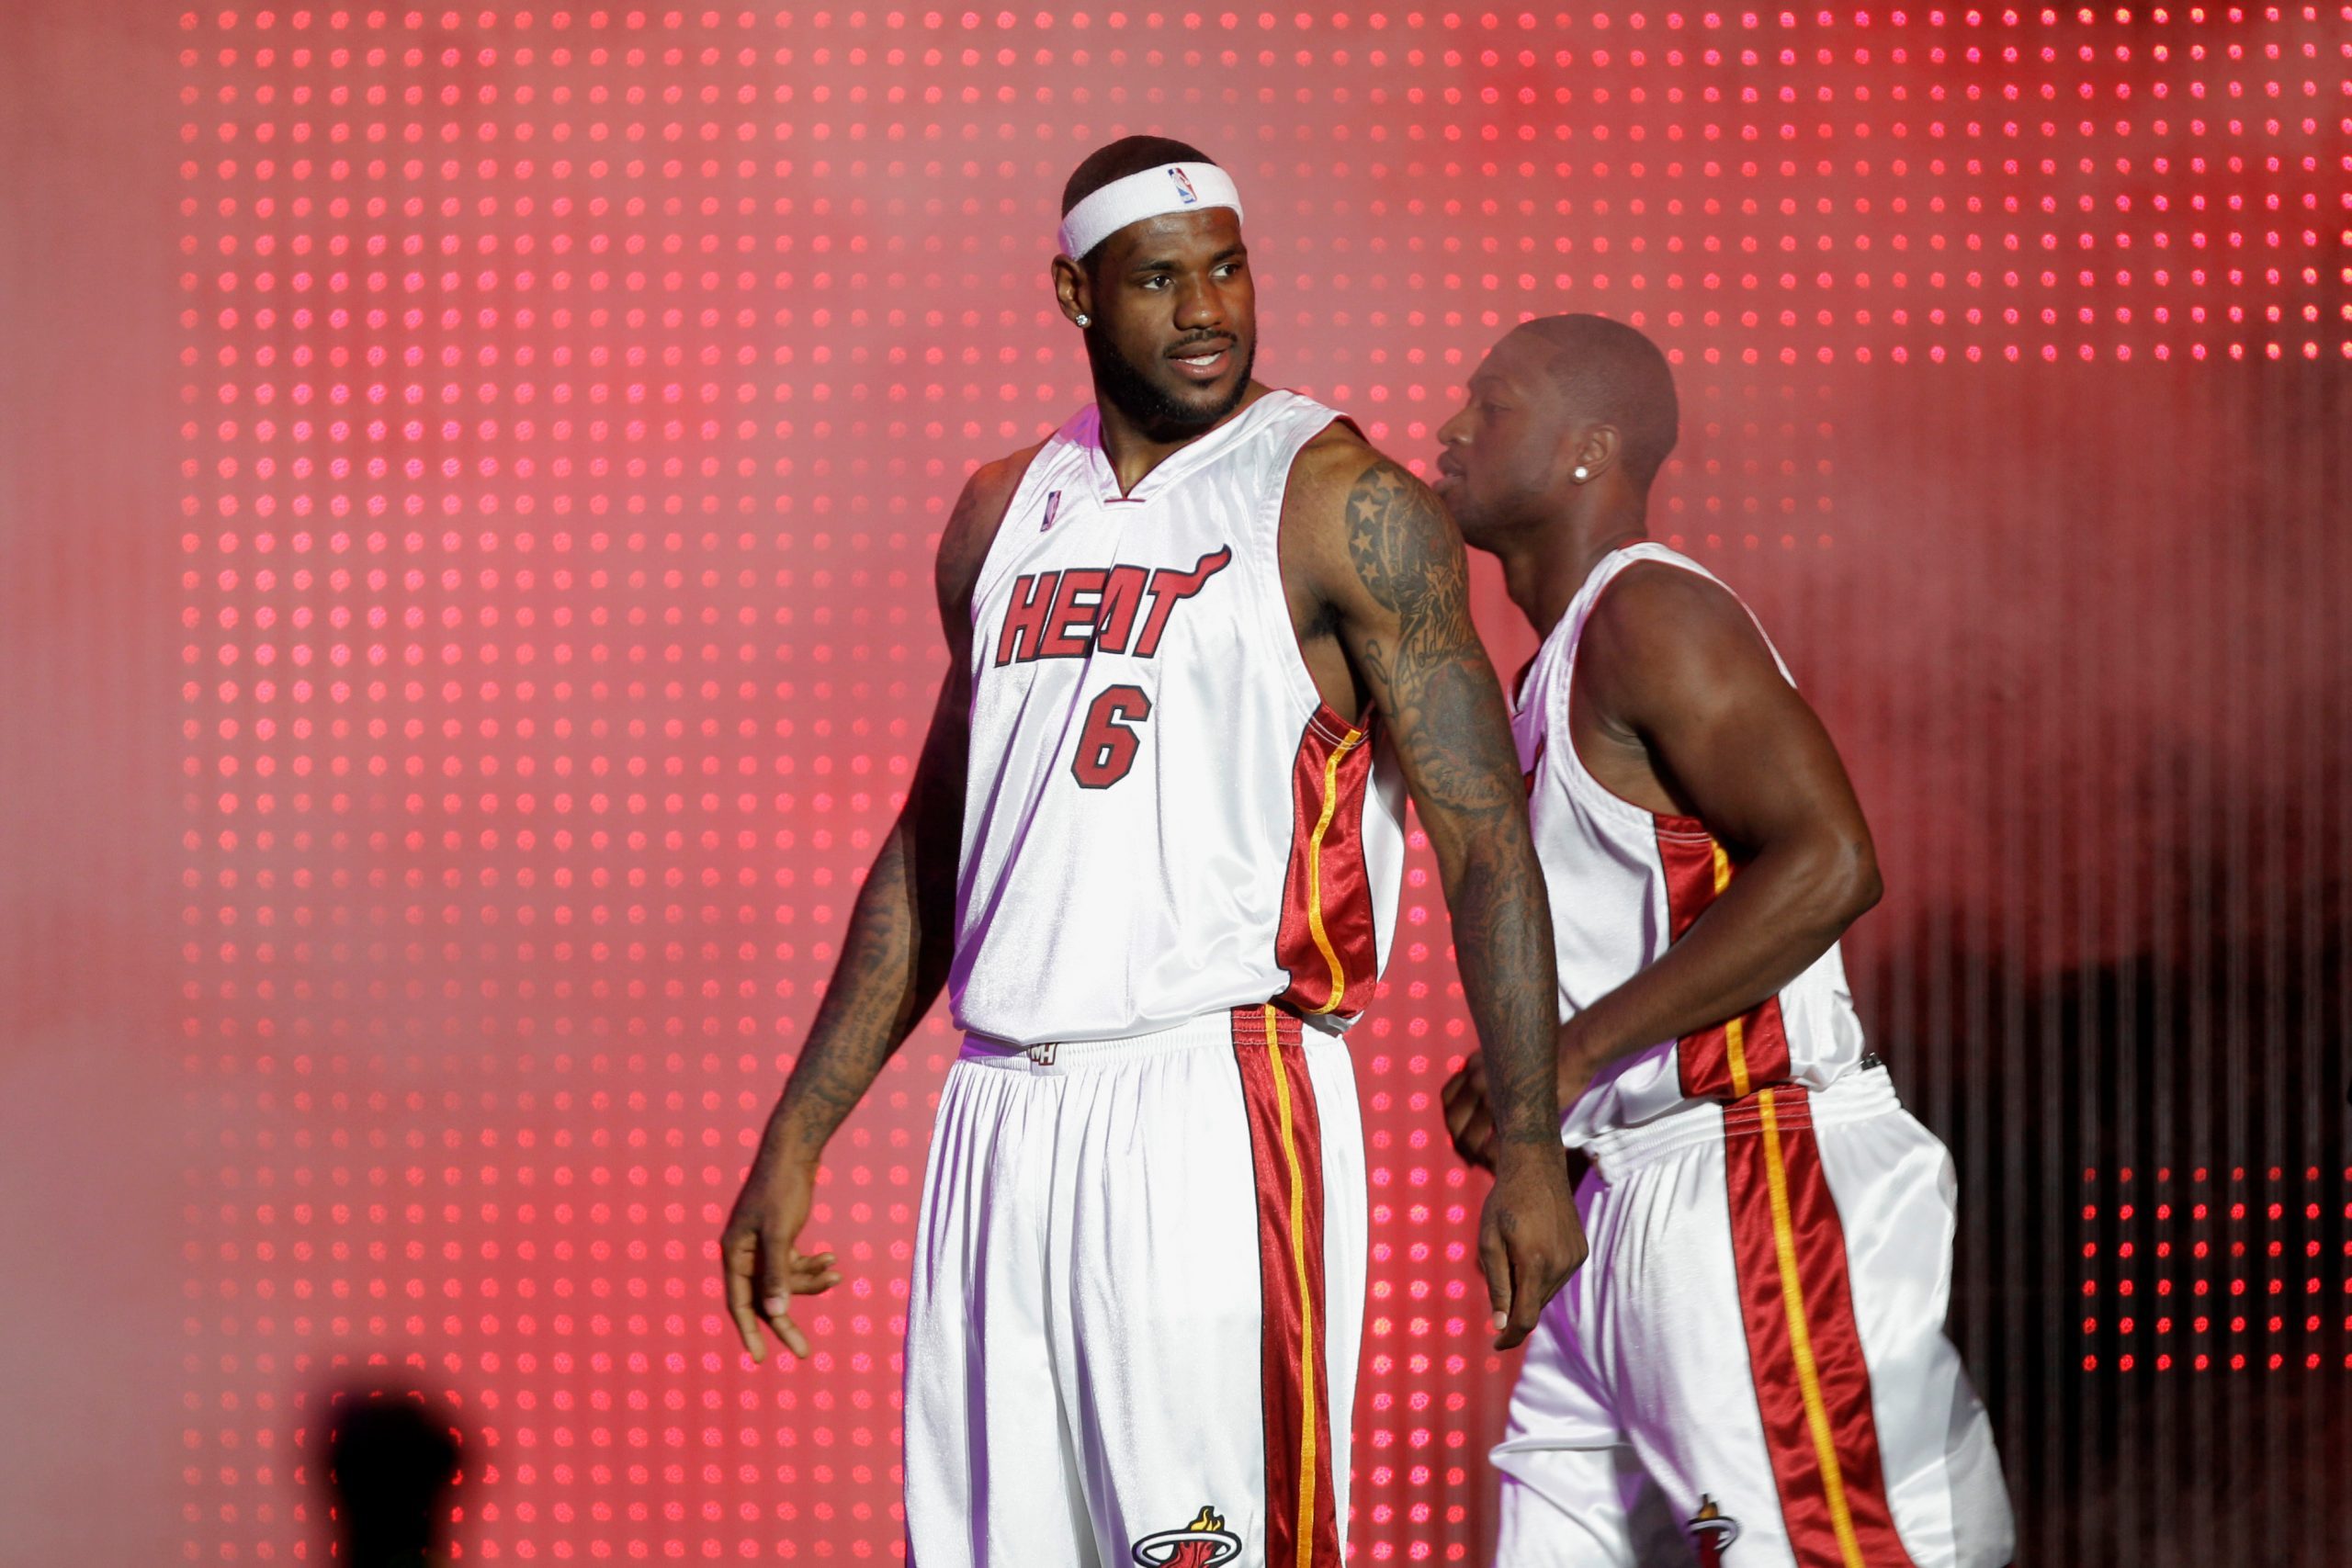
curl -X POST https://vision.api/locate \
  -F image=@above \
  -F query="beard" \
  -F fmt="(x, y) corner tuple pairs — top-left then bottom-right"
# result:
(1085, 325), (1256, 443)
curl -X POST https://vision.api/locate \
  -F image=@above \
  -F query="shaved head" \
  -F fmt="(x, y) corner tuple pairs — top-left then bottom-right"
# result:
(1434, 313), (1681, 548)
(1507, 314), (1679, 492)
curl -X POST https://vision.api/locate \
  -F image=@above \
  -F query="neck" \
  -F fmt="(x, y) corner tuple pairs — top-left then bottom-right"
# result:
(1092, 380), (1268, 494)
(1491, 493), (1649, 639)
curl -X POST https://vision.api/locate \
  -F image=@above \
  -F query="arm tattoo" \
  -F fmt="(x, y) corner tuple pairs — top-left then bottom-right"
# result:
(1440, 840), (1562, 1149)
(1342, 457), (1560, 1147)
(771, 827), (920, 1149)
(770, 678), (967, 1154)
(1342, 461), (1521, 819)
(767, 459), (1001, 1156)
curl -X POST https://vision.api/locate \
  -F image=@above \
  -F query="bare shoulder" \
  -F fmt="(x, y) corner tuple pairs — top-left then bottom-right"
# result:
(1580, 559), (1780, 712)
(934, 442), (1044, 623)
(1281, 423), (1459, 605)
(1283, 415), (1379, 505)
(1281, 418), (1420, 537)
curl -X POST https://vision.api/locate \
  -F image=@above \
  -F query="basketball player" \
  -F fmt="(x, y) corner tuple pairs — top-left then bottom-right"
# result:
(718, 140), (1582, 1567)
(1433, 316), (2015, 1568)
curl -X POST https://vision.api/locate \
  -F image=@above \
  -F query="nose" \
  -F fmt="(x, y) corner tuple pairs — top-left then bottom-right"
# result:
(1173, 274), (1227, 333)
(1435, 404), (1470, 446)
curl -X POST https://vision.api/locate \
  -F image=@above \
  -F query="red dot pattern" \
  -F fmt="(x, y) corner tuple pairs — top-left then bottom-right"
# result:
(173, 7), (2350, 1562)
(2077, 1166), (2352, 1377)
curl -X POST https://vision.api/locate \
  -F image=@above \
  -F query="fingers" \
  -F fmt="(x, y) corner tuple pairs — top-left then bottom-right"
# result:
(756, 1232), (814, 1359)
(1440, 1066), (1469, 1119)
(1442, 1055), (1498, 1170)
(726, 1228), (838, 1364)
(785, 1250), (842, 1296)
(1477, 1203), (1512, 1343)
(1440, 1054), (1486, 1113)
(1441, 1071), (1478, 1155)
(721, 1229), (768, 1364)
(1495, 1231), (1548, 1350)
(1464, 1105), (1498, 1171)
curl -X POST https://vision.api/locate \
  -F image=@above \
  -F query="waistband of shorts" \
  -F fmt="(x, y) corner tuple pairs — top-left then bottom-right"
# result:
(956, 1004), (1332, 1073)
(1580, 1065), (1901, 1178)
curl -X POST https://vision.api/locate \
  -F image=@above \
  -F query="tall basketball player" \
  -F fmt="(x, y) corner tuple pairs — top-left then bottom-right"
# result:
(1434, 316), (2015, 1568)
(718, 140), (1582, 1567)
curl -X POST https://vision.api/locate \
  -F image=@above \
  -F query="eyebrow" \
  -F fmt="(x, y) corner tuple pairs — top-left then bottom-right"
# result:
(1128, 243), (1249, 275)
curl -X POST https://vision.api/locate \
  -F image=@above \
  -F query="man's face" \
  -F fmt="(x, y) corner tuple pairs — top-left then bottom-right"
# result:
(1432, 329), (1579, 547)
(1080, 207), (1256, 441)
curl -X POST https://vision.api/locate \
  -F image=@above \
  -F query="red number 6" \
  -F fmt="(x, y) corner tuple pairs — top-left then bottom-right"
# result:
(1070, 683), (1152, 789)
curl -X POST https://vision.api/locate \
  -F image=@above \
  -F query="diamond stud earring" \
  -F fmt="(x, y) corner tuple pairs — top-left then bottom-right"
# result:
(1074, 313), (1091, 327)
(1572, 465), (1590, 482)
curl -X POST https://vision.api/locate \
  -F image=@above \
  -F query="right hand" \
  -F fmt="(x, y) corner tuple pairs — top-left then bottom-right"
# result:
(1476, 1138), (1587, 1350)
(719, 1144), (841, 1363)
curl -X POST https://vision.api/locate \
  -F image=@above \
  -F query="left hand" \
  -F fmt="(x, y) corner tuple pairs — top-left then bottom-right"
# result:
(1442, 1024), (1600, 1173)
(1440, 1051), (1498, 1171)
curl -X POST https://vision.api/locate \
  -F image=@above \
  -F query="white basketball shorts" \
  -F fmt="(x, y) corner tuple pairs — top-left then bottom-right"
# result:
(1492, 1066), (2016, 1568)
(903, 1004), (1365, 1568)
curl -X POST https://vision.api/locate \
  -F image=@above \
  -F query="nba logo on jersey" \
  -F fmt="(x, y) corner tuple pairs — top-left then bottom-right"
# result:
(1167, 167), (1198, 205)
(1039, 490), (1063, 532)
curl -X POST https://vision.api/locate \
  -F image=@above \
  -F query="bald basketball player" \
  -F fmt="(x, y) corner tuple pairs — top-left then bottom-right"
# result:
(719, 140), (1581, 1568)
(1435, 316), (2014, 1568)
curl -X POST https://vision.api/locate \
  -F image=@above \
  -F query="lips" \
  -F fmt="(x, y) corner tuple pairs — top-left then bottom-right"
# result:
(1167, 339), (1236, 382)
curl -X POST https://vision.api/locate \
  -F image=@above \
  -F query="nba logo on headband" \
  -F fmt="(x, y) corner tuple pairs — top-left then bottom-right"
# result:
(1057, 162), (1243, 260)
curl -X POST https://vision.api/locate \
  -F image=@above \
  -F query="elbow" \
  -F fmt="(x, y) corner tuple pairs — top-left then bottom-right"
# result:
(1837, 837), (1883, 925)
(1787, 828), (1879, 931)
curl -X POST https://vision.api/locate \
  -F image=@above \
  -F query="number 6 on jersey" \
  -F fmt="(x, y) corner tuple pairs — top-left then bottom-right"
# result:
(1070, 683), (1152, 789)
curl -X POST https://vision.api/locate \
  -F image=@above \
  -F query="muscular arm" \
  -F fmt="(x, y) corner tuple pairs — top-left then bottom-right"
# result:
(1286, 441), (1580, 1344)
(762, 459), (1019, 1153)
(720, 452), (1025, 1360)
(1316, 456), (1561, 1145)
(1558, 563), (1882, 1089)
(762, 664), (969, 1156)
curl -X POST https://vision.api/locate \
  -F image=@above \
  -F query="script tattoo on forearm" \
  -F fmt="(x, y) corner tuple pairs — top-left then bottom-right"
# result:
(770, 827), (918, 1151)
(770, 694), (967, 1154)
(1441, 846), (1561, 1148)
(1343, 457), (1560, 1147)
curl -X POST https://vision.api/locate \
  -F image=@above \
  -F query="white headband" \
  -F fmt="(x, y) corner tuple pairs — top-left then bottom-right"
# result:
(1057, 162), (1244, 260)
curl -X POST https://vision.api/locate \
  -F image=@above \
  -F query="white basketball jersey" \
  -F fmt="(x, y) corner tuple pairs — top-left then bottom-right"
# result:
(950, 390), (1408, 1046)
(1515, 543), (1869, 1145)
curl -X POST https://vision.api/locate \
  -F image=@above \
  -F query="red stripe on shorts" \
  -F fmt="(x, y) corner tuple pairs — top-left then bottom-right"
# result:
(1230, 1004), (1341, 1568)
(1722, 1088), (1917, 1568)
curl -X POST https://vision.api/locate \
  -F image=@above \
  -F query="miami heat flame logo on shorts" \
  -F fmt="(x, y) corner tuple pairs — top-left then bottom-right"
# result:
(1687, 1495), (1740, 1565)
(1129, 1504), (1242, 1568)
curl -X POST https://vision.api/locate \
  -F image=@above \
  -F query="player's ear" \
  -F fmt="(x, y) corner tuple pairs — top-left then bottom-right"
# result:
(1565, 423), (1620, 486)
(1051, 254), (1092, 331)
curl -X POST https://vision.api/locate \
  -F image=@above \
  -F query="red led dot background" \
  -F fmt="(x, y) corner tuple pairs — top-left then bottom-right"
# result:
(1, 5), (2348, 1566)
